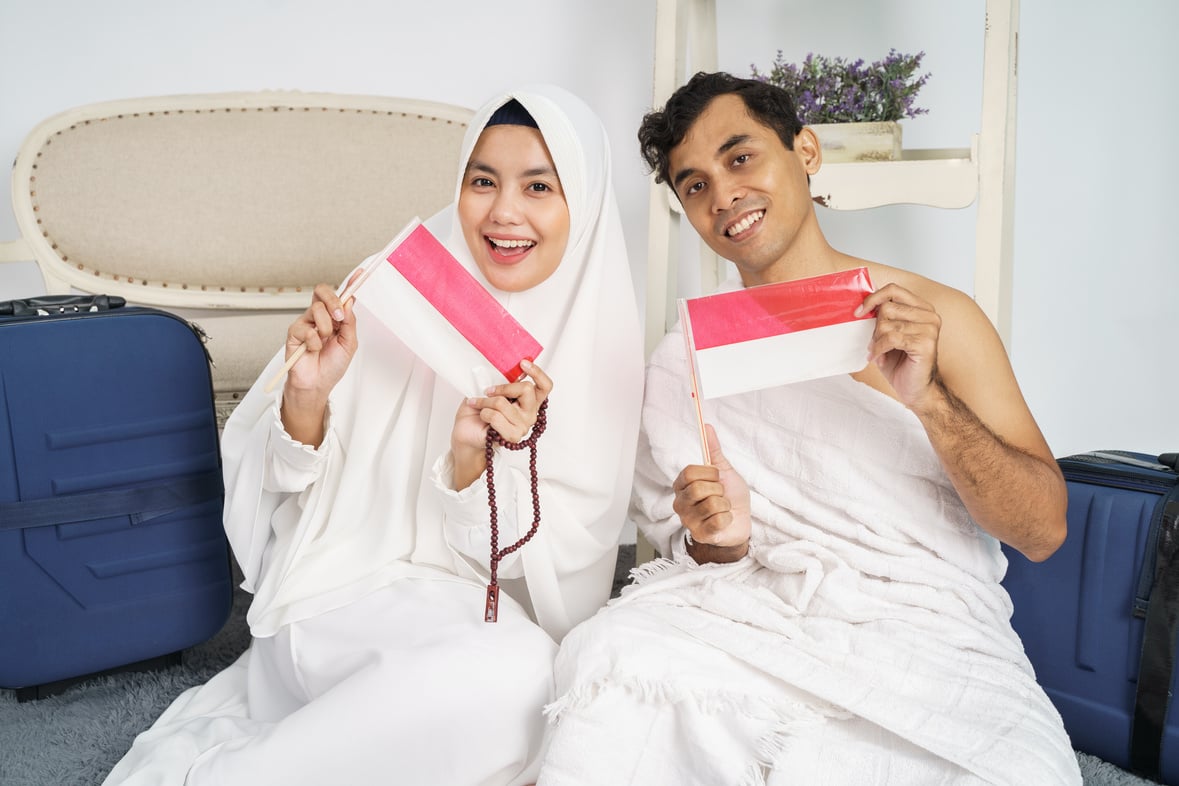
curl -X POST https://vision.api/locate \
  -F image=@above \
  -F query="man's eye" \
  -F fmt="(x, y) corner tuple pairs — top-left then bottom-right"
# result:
(685, 181), (704, 196)
(733, 154), (750, 166)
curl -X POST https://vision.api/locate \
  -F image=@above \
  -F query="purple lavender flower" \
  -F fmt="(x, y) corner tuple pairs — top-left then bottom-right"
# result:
(750, 49), (930, 124)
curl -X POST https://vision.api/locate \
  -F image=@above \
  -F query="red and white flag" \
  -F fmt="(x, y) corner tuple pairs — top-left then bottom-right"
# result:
(355, 218), (543, 394)
(681, 267), (876, 400)
(679, 267), (875, 462)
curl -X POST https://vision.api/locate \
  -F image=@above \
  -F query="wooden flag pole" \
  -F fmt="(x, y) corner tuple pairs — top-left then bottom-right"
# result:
(678, 299), (712, 465)
(263, 219), (422, 394)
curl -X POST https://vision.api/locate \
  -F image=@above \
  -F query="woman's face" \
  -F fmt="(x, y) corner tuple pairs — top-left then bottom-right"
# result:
(458, 124), (570, 292)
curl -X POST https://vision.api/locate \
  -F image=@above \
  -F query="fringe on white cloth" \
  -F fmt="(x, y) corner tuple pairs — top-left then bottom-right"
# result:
(538, 328), (1082, 786)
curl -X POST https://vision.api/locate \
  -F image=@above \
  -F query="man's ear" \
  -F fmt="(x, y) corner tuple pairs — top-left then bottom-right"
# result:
(795, 127), (822, 174)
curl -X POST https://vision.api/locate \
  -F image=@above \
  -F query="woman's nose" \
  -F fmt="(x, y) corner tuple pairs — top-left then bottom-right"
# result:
(490, 191), (523, 225)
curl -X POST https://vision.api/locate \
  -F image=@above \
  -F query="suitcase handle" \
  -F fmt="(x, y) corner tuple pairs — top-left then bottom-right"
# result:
(0, 294), (126, 316)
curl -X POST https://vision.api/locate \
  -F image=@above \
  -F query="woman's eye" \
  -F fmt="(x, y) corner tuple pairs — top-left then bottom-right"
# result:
(528, 182), (552, 193)
(472, 177), (494, 188)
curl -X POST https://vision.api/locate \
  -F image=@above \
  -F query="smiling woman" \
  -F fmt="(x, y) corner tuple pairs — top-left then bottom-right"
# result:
(99, 85), (645, 786)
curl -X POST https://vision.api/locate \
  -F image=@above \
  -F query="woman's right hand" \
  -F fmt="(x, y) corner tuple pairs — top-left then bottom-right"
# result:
(280, 273), (361, 445)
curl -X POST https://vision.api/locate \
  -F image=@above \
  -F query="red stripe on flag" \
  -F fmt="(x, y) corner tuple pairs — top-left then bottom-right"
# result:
(385, 224), (543, 382)
(685, 268), (874, 350)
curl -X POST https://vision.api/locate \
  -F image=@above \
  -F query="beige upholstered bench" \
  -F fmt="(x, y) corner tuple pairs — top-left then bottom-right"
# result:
(0, 91), (473, 427)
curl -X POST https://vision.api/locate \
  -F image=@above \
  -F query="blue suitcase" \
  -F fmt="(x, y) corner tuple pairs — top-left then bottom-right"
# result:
(0, 295), (231, 700)
(1003, 450), (1179, 783)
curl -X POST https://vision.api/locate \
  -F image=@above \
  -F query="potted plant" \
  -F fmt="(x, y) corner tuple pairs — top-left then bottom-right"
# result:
(751, 49), (930, 162)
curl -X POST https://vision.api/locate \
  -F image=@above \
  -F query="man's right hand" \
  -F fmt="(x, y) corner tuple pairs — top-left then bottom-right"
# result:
(672, 425), (751, 564)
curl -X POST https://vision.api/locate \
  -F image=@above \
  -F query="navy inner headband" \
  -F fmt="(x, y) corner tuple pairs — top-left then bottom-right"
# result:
(485, 99), (539, 129)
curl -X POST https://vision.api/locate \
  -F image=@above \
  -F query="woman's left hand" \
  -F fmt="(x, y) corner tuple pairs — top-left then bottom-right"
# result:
(450, 360), (553, 489)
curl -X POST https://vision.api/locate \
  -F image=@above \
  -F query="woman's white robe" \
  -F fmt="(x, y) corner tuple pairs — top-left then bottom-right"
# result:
(102, 84), (643, 786)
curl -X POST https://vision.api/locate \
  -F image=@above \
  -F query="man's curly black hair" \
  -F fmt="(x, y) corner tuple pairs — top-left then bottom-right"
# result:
(638, 71), (804, 189)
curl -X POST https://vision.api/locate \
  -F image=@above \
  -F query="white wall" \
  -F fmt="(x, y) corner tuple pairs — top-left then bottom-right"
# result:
(1012, 1), (1178, 458)
(2, 0), (1177, 459)
(0, 0), (659, 295)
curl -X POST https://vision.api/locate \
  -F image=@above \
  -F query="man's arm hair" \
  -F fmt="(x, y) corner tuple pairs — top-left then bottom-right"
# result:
(912, 289), (1067, 562)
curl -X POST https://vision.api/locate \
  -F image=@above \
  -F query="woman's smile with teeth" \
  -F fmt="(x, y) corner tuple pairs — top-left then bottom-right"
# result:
(489, 236), (536, 249)
(487, 236), (537, 258)
(726, 211), (764, 237)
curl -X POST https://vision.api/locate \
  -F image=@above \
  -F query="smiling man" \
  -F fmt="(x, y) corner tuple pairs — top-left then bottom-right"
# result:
(537, 72), (1081, 785)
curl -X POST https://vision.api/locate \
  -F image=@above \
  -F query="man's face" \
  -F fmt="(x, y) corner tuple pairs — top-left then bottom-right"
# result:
(667, 94), (820, 285)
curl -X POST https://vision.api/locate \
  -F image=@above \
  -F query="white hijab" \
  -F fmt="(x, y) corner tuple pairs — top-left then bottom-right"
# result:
(220, 85), (643, 642)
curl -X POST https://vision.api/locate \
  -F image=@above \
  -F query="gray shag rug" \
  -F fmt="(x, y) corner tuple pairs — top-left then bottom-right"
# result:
(0, 545), (1158, 785)
(0, 579), (253, 786)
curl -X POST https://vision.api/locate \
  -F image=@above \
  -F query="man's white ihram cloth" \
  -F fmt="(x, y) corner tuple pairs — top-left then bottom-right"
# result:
(538, 322), (1081, 786)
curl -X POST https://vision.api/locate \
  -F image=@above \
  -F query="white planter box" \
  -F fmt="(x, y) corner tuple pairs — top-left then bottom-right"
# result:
(810, 121), (902, 163)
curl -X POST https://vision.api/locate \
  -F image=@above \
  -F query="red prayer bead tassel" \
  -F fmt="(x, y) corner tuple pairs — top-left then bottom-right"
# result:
(482, 399), (548, 622)
(485, 583), (500, 623)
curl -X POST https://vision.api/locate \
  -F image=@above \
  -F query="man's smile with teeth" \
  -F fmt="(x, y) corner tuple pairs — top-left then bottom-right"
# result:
(726, 210), (764, 237)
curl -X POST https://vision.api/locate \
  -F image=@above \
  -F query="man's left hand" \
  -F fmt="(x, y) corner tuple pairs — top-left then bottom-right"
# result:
(858, 283), (943, 410)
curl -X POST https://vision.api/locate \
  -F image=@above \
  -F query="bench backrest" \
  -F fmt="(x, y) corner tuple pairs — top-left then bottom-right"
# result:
(7, 91), (473, 423)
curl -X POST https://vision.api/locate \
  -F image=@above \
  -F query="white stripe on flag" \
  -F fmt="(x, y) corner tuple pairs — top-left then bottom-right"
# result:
(682, 267), (876, 400)
(694, 318), (875, 399)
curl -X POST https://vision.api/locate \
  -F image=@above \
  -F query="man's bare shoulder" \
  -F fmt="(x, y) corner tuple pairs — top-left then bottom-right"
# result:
(858, 260), (961, 305)
(856, 260), (991, 340)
